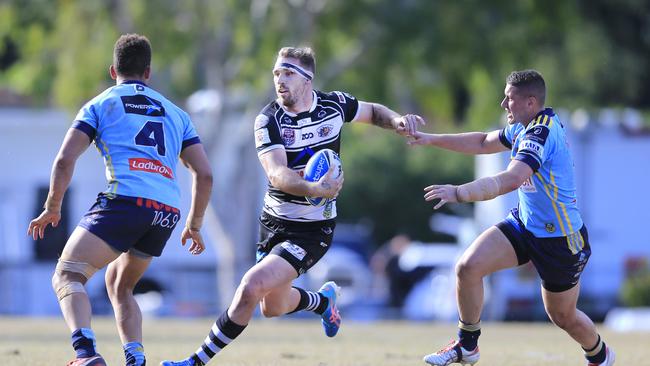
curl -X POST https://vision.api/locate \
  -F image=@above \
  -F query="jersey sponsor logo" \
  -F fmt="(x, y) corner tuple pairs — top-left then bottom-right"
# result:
(120, 95), (165, 116)
(519, 177), (537, 193)
(254, 114), (269, 129)
(282, 128), (295, 145)
(255, 129), (271, 147)
(302, 132), (314, 140)
(519, 139), (544, 157)
(128, 158), (173, 179)
(317, 124), (333, 137)
(281, 242), (307, 260)
(334, 91), (346, 103)
(317, 110), (327, 118)
(283, 116), (292, 124)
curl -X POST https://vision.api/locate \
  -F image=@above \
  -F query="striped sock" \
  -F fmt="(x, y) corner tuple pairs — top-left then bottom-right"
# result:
(123, 341), (145, 366)
(71, 328), (97, 358)
(288, 287), (328, 315)
(583, 335), (607, 364)
(191, 311), (247, 365)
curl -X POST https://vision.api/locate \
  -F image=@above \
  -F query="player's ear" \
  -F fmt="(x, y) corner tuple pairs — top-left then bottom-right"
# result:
(109, 65), (117, 80)
(143, 66), (151, 80)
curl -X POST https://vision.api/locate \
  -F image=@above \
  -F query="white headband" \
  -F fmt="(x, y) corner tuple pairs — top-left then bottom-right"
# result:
(273, 61), (314, 81)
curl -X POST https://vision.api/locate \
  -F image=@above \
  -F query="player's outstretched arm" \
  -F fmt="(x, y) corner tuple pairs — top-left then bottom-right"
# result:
(409, 129), (509, 155)
(424, 160), (533, 209)
(179, 143), (213, 255)
(27, 128), (91, 240)
(354, 101), (425, 136)
(259, 148), (343, 199)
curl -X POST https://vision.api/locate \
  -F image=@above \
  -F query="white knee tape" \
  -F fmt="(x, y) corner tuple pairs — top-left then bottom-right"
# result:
(55, 260), (99, 280)
(56, 281), (86, 301)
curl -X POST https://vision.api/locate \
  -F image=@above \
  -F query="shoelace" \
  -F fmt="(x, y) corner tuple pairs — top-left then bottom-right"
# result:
(435, 340), (461, 362)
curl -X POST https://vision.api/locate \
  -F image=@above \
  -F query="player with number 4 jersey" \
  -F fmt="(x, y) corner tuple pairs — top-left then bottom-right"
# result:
(27, 34), (213, 366)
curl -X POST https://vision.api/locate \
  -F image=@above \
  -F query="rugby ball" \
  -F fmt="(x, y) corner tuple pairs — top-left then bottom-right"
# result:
(303, 148), (342, 206)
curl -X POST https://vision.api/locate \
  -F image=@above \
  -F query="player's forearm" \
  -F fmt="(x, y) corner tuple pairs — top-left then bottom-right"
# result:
(269, 167), (318, 197)
(424, 132), (492, 154)
(45, 157), (75, 212)
(370, 103), (401, 130)
(456, 172), (518, 203)
(186, 171), (213, 230)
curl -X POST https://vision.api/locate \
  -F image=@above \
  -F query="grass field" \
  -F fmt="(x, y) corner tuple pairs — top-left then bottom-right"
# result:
(1, 316), (648, 365)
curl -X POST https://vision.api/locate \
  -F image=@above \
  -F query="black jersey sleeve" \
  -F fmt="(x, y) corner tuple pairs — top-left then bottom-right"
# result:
(323, 91), (359, 122)
(254, 103), (284, 155)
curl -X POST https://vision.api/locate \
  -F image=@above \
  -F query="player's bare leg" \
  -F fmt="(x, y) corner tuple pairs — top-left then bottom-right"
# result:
(424, 226), (518, 365)
(542, 284), (615, 365)
(53, 227), (120, 365)
(106, 250), (152, 366)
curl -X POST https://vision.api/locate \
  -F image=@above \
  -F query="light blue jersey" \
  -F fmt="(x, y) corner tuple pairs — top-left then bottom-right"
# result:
(73, 80), (200, 208)
(499, 108), (583, 243)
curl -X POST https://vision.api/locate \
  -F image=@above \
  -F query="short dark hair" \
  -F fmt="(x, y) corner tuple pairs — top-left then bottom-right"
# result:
(506, 69), (546, 105)
(113, 34), (151, 77)
(278, 47), (316, 73)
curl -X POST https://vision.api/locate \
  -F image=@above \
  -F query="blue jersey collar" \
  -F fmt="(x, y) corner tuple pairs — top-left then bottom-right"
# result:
(120, 80), (148, 86)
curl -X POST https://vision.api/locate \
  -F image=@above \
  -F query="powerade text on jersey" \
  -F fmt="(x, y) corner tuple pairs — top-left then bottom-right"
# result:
(72, 81), (200, 208)
(499, 108), (583, 240)
(254, 90), (359, 221)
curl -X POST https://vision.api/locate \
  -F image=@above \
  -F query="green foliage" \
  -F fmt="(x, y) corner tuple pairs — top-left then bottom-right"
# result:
(621, 271), (650, 307)
(2, 0), (650, 244)
(337, 124), (472, 243)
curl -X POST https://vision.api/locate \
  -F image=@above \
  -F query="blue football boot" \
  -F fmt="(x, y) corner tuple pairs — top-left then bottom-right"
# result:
(318, 281), (341, 337)
(160, 358), (201, 366)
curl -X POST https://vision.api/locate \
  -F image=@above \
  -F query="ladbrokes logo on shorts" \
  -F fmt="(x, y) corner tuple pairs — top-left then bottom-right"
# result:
(129, 158), (173, 179)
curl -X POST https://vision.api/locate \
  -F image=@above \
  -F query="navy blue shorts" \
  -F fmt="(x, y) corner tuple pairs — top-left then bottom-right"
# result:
(77, 193), (181, 257)
(256, 212), (335, 276)
(496, 208), (591, 292)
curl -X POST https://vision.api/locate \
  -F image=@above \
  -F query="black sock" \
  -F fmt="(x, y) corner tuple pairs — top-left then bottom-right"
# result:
(288, 287), (328, 315)
(191, 310), (247, 365)
(583, 335), (607, 364)
(457, 319), (481, 351)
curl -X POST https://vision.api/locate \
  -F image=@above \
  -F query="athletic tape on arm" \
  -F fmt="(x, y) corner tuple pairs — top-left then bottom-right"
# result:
(457, 176), (501, 203)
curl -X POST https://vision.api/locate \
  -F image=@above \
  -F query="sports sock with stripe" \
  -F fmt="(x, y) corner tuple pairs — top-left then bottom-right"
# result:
(190, 310), (247, 365)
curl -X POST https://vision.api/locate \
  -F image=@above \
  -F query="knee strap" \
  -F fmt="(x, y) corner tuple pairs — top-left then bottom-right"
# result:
(55, 281), (86, 300)
(55, 259), (99, 280)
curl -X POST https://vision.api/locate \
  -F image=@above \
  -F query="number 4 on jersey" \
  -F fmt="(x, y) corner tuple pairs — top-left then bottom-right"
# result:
(135, 121), (166, 156)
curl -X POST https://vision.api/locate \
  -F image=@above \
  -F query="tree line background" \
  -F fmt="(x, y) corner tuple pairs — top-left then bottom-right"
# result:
(1, 0), (649, 244)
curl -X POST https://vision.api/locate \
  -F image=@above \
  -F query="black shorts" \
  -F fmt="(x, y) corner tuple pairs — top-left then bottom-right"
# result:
(256, 211), (335, 276)
(77, 193), (181, 257)
(496, 208), (591, 292)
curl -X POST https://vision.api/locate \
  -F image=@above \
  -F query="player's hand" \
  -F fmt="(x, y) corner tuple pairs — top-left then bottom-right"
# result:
(27, 209), (61, 240)
(181, 226), (205, 255)
(395, 114), (426, 136)
(424, 184), (459, 210)
(315, 165), (344, 199)
(407, 131), (434, 146)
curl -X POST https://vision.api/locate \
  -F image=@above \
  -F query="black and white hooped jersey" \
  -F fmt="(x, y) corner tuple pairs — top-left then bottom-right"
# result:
(254, 90), (359, 222)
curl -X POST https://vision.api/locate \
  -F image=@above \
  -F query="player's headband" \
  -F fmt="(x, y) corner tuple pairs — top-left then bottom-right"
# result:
(273, 61), (314, 81)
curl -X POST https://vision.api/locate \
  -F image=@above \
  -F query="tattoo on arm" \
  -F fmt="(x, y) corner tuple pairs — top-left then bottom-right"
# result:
(370, 103), (397, 129)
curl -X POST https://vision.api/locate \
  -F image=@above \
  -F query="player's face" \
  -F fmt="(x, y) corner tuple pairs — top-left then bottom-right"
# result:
(273, 57), (311, 108)
(501, 84), (534, 125)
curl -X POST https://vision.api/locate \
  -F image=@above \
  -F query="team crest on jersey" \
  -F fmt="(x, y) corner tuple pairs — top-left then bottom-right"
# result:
(282, 128), (296, 145)
(317, 124), (334, 138)
(545, 223), (556, 233)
